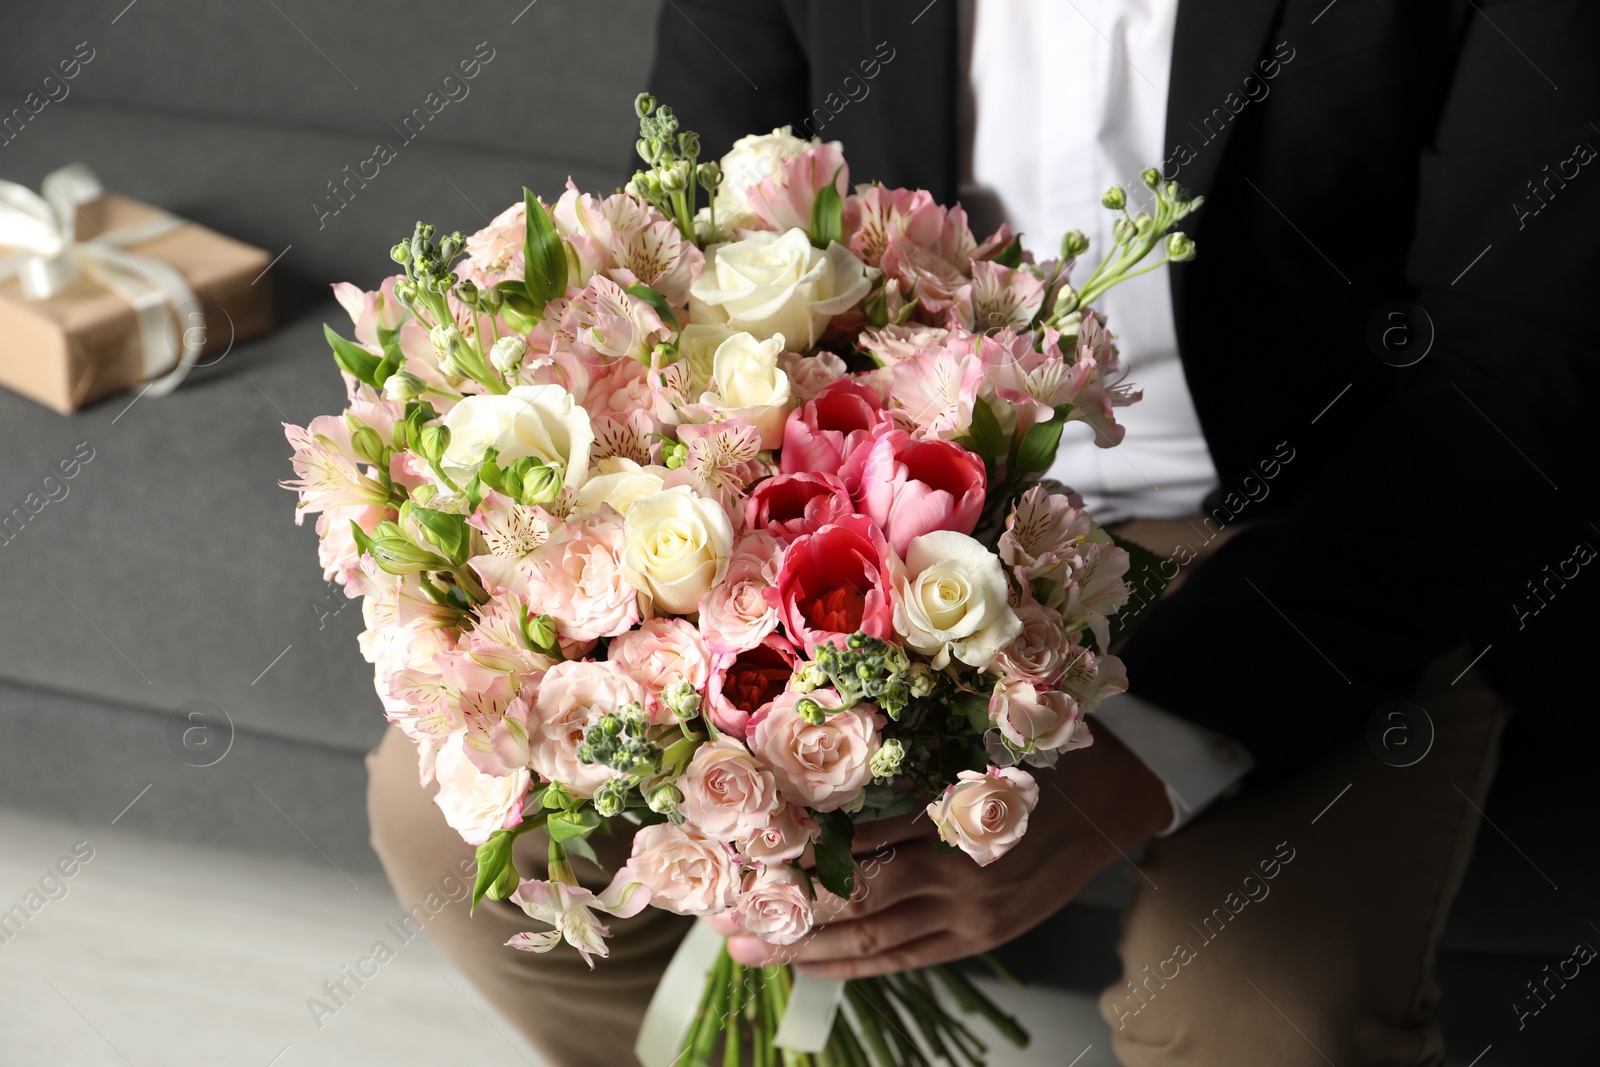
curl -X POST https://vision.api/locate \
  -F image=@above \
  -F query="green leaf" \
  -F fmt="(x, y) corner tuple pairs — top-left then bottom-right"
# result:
(992, 234), (1024, 269)
(1104, 531), (1169, 647)
(813, 809), (857, 900)
(348, 520), (376, 560)
(968, 396), (1004, 461)
(809, 165), (845, 249)
(624, 282), (679, 332)
(324, 323), (380, 386)
(1014, 403), (1075, 473)
(372, 324), (406, 387)
(560, 833), (607, 874)
(522, 187), (569, 313)
(471, 831), (515, 914)
(546, 808), (602, 843)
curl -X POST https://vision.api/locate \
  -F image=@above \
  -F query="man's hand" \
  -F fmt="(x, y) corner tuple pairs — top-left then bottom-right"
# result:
(712, 730), (1173, 979)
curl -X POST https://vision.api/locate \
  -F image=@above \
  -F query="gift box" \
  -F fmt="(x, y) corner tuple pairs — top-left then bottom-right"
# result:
(0, 165), (274, 413)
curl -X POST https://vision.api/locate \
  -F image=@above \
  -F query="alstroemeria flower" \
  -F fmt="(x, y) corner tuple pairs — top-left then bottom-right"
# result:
(505, 870), (651, 969)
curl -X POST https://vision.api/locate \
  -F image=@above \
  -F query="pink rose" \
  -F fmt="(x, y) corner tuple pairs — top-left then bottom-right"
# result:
(927, 766), (1039, 867)
(706, 637), (797, 739)
(991, 599), (1071, 687)
(856, 430), (985, 558)
(699, 532), (784, 656)
(779, 379), (887, 481)
(432, 737), (531, 846)
(745, 471), (856, 544)
(740, 799), (818, 866)
(677, 739), (780, 842)
(733, 865), (814, 946)
(530, 661), (645, 798)
(750, 688), (879, 812)
(624, 822), (740, 916)
(463, 201), (527, 278)
(779, 350), (849, 402)
(608, 618), (711, 722)
(771, 515), (896, 653)
(523, 510), (640, 642)
(988, 679), (1093, 765)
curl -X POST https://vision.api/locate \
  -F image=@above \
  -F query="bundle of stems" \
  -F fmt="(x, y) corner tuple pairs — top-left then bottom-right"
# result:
(675, 948), (1028, 1067)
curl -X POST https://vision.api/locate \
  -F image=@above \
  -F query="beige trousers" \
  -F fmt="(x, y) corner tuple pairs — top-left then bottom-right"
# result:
(366, 519), (1507, 1067)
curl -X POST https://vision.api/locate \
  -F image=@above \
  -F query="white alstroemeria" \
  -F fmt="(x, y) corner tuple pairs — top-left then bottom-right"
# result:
(505, 870), (651, 969)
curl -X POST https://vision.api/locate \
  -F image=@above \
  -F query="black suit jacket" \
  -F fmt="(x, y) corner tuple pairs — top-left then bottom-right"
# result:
(646, 0), (1600, 778)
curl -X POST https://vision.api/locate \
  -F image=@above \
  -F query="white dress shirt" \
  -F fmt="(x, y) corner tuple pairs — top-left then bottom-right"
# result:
(959, 0), (1250, 831)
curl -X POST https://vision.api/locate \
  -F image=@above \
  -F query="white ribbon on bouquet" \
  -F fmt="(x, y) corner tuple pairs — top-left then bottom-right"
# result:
(634, 921), (846, 1065)
(0, 163), (202, 396)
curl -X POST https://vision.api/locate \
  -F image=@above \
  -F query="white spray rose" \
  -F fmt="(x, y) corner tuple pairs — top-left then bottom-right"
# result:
(714, 127), (812, 230)
(689, 229), (874, 350)
(893, 530), (1024, 670)
(440, 384), (594, 490)
(621, 486), (735, 614)
(700, 332), (793, 447)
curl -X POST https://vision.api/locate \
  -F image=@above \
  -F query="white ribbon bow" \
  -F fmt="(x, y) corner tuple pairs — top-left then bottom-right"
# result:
(0, 163), (202, 397)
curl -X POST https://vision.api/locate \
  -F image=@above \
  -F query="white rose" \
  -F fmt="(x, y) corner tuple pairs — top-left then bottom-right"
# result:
(689, 229), (874, 350)
(574, 457), (669, 516)
(714, 127), (811, 230)
(893, 530), (1024, 670)
(676, 322), (737, 395)
(621, 486), (735, 614)
(440, 384), (594, 490)
(699, 332), (793, 447)
(432, 737), (531, 846)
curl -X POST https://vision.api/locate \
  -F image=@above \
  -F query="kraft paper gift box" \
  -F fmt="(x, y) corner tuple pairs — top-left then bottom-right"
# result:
(0, 167), (274, 413)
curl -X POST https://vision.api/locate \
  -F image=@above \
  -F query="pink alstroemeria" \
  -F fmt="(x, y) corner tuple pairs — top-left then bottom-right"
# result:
(281, 417), (390, 524)
(505, 870), (651, 969)
(963, 260), (1046, 333)
(747, 142), (850, 234)
(887, 344), (985, 440)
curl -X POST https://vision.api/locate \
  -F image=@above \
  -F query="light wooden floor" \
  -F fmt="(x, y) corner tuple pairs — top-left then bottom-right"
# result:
(0, 807), (1118, 1067)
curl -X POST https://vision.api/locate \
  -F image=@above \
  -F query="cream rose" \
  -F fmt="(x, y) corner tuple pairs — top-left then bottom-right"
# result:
(677, 322), (736, 395)
(621, 486), (735, 614)
(431, 736), (530, 846)
(988, 679), (1092, 765)
(893, 530), (1023, 670)
(441, 384), (594, 490)
(689, 229), (873, 350)
(676, 738), (780, 842)
(926, 766), (1040, 867)
(714, 127), (812, 230)
(624, 822), (740, 916)
(740, 800), (817, 865)
(700, 332), (794, 447)
(733, 865), (814, 946)
(750, 688), (879, 813)
(574, 457), (669, 516)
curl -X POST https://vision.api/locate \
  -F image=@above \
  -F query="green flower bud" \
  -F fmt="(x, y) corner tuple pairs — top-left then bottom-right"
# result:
(543, 782), (577, 811)
(869, 739), (905, 780)
(661, 439), (688, 470)
(634, 92), (657, 118)
(478, 285), (504, 315)
(525, 612), (558, 652)
(1166, 231), (1197, 263)
(369, 535), (447, 576)
(696, 161), (722, 189)
(908, 663), (936, 699)
(593, 780), (627, 818)
(454, 278), (480, 308)
(1111, 217), (1135, 245)
(678, 131), (701, 160)
(1052, 284), (1080, 320)
(521, 463), (563, 505)
(661, 681), (702, 721)
(415, 423), (451, 466)
(1100, 186), (1127, 211)
(390, 241), (411, 265)
(1141, 168), (1161, 189)
(490, 336), (528, 377)
(1059, 229), (1090, 260)
(392, 279), (418, 306)
(350, 425), (386, 466)
(647, 783), (682, 816)
(384, 371), (426, 403)
(795, 698), (825, 725)
(438, 232), (463, 262)
(428, 322), (462, 356)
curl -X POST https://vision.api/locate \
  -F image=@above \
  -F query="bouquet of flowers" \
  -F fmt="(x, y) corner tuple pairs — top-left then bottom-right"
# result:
(284, 95), (1199, 1066)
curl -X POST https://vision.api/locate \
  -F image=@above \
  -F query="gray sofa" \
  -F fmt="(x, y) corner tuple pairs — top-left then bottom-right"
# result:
(0, 4), (1589, 1062)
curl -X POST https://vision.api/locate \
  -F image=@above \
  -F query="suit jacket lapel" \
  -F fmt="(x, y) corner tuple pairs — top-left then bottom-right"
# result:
(1165, 0), (1284, 199)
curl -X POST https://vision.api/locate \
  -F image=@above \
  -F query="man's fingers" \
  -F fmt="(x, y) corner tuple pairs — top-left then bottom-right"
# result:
(780, 896), (949, 966)
(821, 838), (942, 924)
(702, 913), (741, 938)
(794, 930), (973, 981)
(849, 808), (932, 855)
